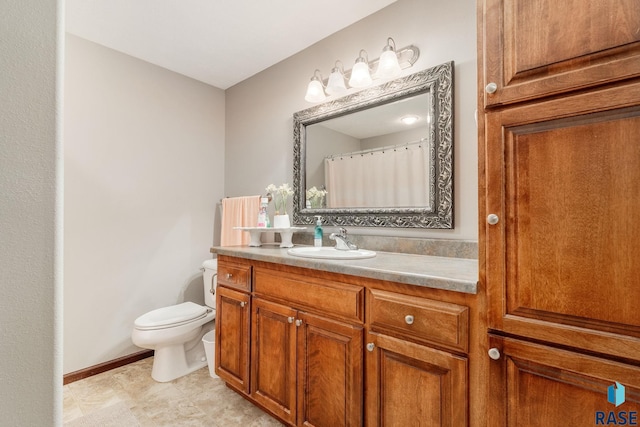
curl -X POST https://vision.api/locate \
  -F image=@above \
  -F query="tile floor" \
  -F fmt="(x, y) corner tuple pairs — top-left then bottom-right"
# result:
(63, 357), (284, 426)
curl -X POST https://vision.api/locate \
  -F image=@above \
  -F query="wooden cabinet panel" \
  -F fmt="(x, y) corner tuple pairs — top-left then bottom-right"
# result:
(485, 82), (640, 360)
(297, 311), (363, 427)
(488, 335), (640, 427)
(365, 332), (467, 427)
(368, 289), (468, 353)
(215, 285), (250, 394)
(253, 266), (364, 323)
(251, 298), (297, 425)
(482, 0), (640, 106)
(217, 259), (251, 292)
(251, 297), (363, 427)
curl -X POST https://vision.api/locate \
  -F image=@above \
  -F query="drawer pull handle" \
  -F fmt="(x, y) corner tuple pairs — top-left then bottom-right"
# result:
(226, 273), (233, 279)
(405, 315), (414, 325)
(287, 316), (294, 324)
(488, 348), (501, 360)
(366, 343), (375, 352)
(295, 319), (303, 327)
(485, 82), (498, 94)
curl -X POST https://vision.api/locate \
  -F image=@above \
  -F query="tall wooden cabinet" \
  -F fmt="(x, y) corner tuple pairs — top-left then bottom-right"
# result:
(479, 1), (640, 425)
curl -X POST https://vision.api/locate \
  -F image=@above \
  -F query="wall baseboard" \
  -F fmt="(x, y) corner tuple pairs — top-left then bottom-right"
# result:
(63, 350), (153, 385)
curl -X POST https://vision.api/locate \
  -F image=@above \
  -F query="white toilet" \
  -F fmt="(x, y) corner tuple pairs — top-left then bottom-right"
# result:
(132, 259), (218, 382)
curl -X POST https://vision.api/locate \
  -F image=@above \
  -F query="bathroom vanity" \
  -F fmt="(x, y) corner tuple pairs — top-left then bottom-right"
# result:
(211, 245), (482, 427)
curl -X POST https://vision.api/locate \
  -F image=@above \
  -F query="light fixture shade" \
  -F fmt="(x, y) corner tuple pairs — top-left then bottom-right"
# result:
(349, 59), (372, 88)
(326, 67), (348, 95)
(304, 70), (326, 103)
(377, 49), (402, 79)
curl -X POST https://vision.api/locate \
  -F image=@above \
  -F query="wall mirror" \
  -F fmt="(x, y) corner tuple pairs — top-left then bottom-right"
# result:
(293, 61), (453, 228)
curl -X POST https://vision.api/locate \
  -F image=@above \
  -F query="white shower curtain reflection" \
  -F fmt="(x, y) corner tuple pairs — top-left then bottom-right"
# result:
(324, 142), (430, 209)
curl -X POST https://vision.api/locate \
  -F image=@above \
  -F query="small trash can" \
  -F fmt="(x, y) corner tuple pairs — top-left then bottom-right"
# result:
(202, 330), (217, 378)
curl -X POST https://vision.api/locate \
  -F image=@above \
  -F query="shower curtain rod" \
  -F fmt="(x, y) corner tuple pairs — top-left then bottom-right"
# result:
(325, 138), (427, 160)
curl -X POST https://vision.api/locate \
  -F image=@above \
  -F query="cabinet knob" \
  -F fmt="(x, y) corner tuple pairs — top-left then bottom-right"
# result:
(239, 301), (246, 308)
(404, 315), (414, 325)
(488, 348), (501, 360)
(295, 319), (303, 327)
(226, 273), (233, 279)
(487, 214), (500, 225)
(366, 343), (375, 352)
(485, 82), (498, 94)
(287, 316), (294, 324)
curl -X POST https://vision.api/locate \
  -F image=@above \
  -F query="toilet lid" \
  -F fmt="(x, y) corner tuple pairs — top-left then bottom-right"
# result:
(134, 302), (208, 329)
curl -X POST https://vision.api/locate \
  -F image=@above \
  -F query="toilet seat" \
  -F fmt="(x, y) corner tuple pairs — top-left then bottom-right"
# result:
(134, 302), (209, 330)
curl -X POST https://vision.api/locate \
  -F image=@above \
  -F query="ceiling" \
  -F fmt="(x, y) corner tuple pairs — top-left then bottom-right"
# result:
(65, 0), (397, 89)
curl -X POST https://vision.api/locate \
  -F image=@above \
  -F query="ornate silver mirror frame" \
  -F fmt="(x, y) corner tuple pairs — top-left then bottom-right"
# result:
(292, 60), (453, 228)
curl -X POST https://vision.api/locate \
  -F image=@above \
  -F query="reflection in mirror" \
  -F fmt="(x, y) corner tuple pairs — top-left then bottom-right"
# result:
(293, 61), (453, 228)
(306, 93), (431, 209)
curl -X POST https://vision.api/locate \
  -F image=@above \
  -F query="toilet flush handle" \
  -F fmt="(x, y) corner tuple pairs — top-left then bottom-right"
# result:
(210, 273), (217, 295)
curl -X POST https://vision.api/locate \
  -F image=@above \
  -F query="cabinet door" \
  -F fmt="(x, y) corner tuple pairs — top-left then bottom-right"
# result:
(488, 335), (640, 427)
(481, 0), (640, 107)
(296, 311), (363, 427)
(365, 332), (467, 427)
(215, 285), (251, 394)
(251, 298), (297, 425)
(484, 82), (640, 360)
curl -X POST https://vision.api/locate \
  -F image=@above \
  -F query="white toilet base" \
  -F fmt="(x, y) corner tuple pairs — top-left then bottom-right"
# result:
(150, 321), (214, 382)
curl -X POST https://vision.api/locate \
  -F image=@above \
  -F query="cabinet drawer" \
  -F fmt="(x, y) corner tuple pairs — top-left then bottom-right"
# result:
(217, 261), (251, 292)
(368, 289), (468, 353)
(253, 267), (364, 324)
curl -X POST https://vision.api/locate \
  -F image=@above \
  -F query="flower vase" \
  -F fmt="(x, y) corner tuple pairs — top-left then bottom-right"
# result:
(310, 196), (324, 208)
(273, 214), (290, 229)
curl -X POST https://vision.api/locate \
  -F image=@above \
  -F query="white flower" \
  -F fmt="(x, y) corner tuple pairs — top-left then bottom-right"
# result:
(266, 183), (294, 214)
(306, 186), (327, 200)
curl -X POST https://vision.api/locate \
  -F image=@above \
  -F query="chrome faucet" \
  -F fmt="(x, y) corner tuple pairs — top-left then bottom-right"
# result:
(329, 227), (358, 251)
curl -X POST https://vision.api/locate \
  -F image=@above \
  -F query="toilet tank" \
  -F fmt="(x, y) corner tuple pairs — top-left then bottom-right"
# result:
(202, 259), (218, 309)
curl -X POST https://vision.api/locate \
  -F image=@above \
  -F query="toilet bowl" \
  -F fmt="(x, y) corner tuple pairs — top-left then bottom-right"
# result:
(132, 259), (217, 382)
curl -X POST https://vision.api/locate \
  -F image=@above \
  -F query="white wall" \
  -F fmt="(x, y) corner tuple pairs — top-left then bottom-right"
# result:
(225, 0), (477, 240)
(0, 1), (63, 425)
(63, 35), (225, 374)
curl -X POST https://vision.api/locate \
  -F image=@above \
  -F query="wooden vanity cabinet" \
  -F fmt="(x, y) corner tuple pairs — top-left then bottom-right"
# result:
(479, 1), (640, 425)
(251, 264), (365, 427)
(365, 289), (470, 427)
(214, 256), (479, 426)
(365, 332), (467, 427)
(214, 258), (252, 394)
(215, 286), (250, 393)
(251, 297), (363, 426)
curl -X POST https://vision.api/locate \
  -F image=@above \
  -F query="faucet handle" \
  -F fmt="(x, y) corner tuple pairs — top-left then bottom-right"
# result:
(339, 227), (348, 236)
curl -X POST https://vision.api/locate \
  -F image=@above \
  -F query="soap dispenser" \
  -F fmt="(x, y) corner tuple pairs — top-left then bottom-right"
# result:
(257, 197), (269, 227)
(314, 216), (323, 247)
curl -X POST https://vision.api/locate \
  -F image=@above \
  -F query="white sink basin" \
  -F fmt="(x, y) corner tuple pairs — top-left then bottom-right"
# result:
(287, 246), (376, 260)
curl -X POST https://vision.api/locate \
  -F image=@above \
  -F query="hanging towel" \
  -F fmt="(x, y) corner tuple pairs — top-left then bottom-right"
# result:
(220, 195), (261, 246)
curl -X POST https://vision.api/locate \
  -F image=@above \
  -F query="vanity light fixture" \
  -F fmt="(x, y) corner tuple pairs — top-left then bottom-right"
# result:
(304, 69), (326, 103)
(349, 50), (373, 88)
(376, 37), (402, 79)
(304, 37), (420, 102)
(326, 60), (348, 95)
